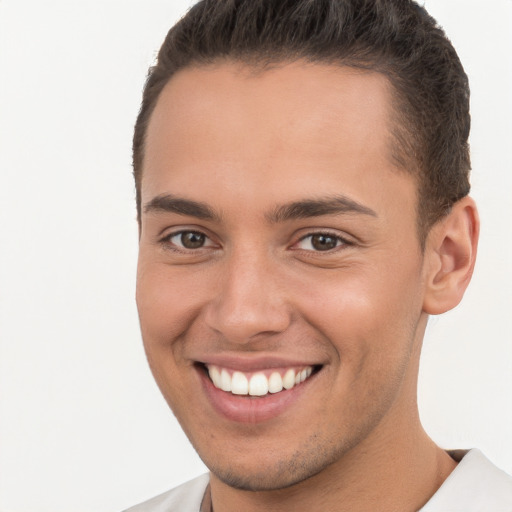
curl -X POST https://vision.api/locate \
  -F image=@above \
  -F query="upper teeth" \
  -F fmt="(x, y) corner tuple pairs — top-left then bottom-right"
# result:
(206, 365), (313, 396)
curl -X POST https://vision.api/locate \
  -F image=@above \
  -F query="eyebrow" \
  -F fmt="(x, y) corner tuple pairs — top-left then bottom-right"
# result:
(143, 194), (220, 221)
(143, 193), (377, 223)
(266, 195), (377, 223)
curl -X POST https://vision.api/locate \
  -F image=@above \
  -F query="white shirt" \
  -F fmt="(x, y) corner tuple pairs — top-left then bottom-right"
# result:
(419, 449), (512, 511)
(124, 449), (512, 512)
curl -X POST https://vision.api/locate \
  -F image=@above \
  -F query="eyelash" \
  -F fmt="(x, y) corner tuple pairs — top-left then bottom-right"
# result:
(159, 229), (352, 254)
(160, 230), (215, 252)
(294, 231), (352, 253)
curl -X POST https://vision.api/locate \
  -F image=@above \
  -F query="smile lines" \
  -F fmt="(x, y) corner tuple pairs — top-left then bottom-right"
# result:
(206, 365), (314, 397)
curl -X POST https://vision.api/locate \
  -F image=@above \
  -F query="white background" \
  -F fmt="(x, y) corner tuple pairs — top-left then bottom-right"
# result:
(0, 1), (511, 511)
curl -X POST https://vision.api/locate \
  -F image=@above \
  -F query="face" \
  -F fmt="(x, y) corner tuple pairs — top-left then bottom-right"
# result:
(136, 62), (430, 491)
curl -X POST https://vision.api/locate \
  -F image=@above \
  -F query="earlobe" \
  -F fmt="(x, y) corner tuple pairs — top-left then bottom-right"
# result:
(422, 197), (479, 315)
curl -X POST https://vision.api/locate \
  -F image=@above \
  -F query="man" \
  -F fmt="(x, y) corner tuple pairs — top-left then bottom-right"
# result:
(127, 0), (512, 510)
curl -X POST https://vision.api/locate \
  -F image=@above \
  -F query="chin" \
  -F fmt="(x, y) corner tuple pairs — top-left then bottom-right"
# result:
(210, 462), (323, 492)
(200, 435), (348, 492)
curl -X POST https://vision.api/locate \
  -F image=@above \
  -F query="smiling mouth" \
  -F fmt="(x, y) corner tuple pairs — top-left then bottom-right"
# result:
(201, 364), (321, 397)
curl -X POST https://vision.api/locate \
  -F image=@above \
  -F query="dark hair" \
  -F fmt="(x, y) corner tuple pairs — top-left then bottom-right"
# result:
(133, 0), (471, 240)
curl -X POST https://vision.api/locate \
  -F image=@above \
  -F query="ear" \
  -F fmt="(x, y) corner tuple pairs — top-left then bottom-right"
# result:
(422, 196), (479, 315)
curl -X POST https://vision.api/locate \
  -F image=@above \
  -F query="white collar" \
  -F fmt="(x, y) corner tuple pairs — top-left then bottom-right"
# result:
(419, 448), (512, 511)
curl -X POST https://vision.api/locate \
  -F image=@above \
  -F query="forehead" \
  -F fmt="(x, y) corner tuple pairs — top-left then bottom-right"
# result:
(145, 61), (393, 168)
(142, 61), (415, 221)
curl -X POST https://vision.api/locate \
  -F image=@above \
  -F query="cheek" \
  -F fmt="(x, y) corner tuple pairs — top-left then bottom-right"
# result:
(294, 260), (424, 363)
(135, 261), (205, 407)
(136, 258), (207, 345)
(294, 267), (423, 429)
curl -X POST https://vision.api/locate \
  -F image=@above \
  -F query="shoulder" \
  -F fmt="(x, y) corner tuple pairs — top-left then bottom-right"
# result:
(123, 474), (210, 512)
(420, 449), (512, 511)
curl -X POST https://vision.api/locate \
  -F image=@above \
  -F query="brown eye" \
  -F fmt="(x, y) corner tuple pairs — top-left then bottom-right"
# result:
(162, 230), (217, 253)
(310, 234), (339, 251)
(295, 233), (346, 252)
(180, 231), (206, 249)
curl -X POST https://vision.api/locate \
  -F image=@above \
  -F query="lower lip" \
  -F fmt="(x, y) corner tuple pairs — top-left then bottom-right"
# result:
(198, 367), (315, 424)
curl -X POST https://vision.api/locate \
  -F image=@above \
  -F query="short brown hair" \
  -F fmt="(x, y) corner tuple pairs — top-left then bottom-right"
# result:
(133, 0), (471, 241)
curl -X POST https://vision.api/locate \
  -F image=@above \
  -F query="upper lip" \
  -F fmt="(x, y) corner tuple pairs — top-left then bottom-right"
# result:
(195, 353), (324, 372)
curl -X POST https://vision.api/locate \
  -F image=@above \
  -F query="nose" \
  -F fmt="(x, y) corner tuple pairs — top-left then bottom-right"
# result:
(203, 251), (291, 344)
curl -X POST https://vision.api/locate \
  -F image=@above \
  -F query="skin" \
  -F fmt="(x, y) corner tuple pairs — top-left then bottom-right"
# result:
(136, 62), (478, 511)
